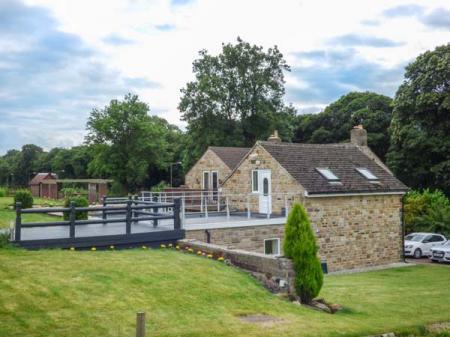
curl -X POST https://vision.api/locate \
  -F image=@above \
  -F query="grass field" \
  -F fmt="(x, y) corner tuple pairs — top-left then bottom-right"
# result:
(0, 197), (63, 228)
(0, 247), (449, 337)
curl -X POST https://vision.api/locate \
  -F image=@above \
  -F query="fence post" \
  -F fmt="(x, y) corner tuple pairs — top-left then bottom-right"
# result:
(69, 201), (76, 239)
(226, 196), (230, 220)
(126, 199), (132, 235)
(174, 198), (181, 230)
(266, 195), (270, 219)
(181, 196), (186, 228)
(200, 191), (204, 213)
(136, 312), (146, 337)
(133, 195), (139, 224)
(152, 204), (159, 228)
(247, 196), (251, 219)
(15, 202), (22, 241)
(102, 196), (107, 222)
(204, 195), (208, 220)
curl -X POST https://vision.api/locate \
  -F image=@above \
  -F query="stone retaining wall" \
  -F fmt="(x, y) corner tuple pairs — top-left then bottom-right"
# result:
(178, 239), (295, 293)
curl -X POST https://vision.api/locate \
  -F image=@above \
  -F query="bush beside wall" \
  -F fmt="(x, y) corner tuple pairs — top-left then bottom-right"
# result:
(14, 190), (34, 209)
(63, 196), (89, 220)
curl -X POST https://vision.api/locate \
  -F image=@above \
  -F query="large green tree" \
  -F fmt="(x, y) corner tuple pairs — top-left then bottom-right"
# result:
(86, 94), (171, 193)
(294, 92), (393, 160)
(15, 145), (44, 186)
(387, 44), (450, 195)
(179, 37), (296, 167)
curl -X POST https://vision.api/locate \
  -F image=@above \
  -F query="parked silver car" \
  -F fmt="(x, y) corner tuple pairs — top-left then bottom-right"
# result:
(430, 240), (450, 263)
(404, 233), (447, 258)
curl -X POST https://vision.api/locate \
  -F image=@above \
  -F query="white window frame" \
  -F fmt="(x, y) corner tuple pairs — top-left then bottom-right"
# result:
(264, 238), (280, 256)
(356, 167), (378, 181)
(251, 170), (259, 193)
(202, 171), (210, 190)
(211, 170), (219, 190)
(316, 168), (340, 181)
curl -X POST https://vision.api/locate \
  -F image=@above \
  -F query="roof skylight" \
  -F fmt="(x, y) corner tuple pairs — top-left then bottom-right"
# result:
(316, 168), (340, 181)
(356, 168), (378, 180)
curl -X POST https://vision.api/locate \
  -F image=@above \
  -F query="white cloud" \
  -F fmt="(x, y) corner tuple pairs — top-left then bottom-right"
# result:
(2, 0), (450, 153)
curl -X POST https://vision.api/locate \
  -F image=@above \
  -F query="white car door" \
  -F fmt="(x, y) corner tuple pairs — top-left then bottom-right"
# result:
(430, 235), (446, 249)
(421, 235), (434, 255)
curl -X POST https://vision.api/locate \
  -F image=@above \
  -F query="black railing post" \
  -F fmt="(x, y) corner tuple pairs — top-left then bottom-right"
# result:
(133, 195), (139, 224)
(174, 198), (181, 230)
(102, 196), (107, 221)
(126, 199), (132, 235)
(153, 205), (158, 228)
(15, 202), (22, 241)
(69, 201), (76, 239)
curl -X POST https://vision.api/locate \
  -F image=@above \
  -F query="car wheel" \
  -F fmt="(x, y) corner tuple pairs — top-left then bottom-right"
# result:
(413, 248), (422, 259)
(431, 259), (438, 263)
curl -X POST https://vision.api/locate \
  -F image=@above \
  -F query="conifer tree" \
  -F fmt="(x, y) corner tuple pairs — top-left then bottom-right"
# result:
(284, 203), (323, 303)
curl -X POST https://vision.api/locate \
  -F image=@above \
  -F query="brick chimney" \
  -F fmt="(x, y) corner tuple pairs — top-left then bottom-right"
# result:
(267, 130), (281, 143)
(350, 125), (367, 146)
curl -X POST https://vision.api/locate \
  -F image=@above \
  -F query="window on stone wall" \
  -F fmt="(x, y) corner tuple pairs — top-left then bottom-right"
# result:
(252, 170), (259, 193)
(202, 171), (210, 190)
(264, 238), (280, 255)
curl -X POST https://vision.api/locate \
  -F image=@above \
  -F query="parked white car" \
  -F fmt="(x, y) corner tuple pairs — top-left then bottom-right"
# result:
(404, 232), (447, 258)
(430, 240), (450, 263)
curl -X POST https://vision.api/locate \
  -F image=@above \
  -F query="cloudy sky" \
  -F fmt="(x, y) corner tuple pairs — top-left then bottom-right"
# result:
(1, 0), (449, 154)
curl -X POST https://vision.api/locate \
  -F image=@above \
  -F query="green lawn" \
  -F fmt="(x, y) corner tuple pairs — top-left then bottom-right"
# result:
(0, 248), (449, 337)
(0, 197), (63, 228)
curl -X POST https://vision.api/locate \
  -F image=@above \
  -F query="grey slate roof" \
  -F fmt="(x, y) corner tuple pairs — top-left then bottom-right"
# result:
(209, 146), (251, 170)
(259, 141), (408, 195)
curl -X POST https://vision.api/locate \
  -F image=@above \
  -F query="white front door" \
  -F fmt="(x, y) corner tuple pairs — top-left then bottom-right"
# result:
(258, 170), (271, 215)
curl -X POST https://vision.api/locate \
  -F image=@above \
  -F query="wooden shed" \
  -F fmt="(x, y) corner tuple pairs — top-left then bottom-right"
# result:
(29, 173), (58, 198)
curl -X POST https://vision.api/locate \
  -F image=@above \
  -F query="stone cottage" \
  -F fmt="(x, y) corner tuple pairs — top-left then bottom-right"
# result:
(185, 146), (250, 190)
(184, 126), (409, 272)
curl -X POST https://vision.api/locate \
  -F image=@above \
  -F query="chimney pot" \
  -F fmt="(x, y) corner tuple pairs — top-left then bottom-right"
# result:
(267, 130), (281, 143)
(350, 125), (367, 146)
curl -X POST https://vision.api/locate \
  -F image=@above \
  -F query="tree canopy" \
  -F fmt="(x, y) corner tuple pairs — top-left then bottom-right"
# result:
(387, 44), (450, 196)
(294, 92), (393, 160)
(179, 37), (296, 167)
(86, 94), (181, 193)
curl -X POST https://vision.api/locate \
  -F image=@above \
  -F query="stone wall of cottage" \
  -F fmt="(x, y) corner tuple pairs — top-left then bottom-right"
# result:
(185, 194), (403, 272)
(185, 149), (231, 189)
(221, 144), (305, 214)
(304, 194), (403, 271)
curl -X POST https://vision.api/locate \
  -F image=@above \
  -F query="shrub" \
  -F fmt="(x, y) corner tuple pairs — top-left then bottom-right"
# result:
(283, 203), (323, 304)
(404, 189), (450, 236)
(0, 187), (8, 197)
(151, 181), (170, 192)
(0, 231), (10, 248)
(14, 189), (34, 209)
(63, 196), (89, 221)
(60, 187), (88, 198)
(109, 181), (125, 197)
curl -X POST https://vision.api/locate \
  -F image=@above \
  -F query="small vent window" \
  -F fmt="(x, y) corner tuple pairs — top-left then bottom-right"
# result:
(316, 168), (339, 181)
(356, 168), (378, 180)
(264, 238), (280, 255)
